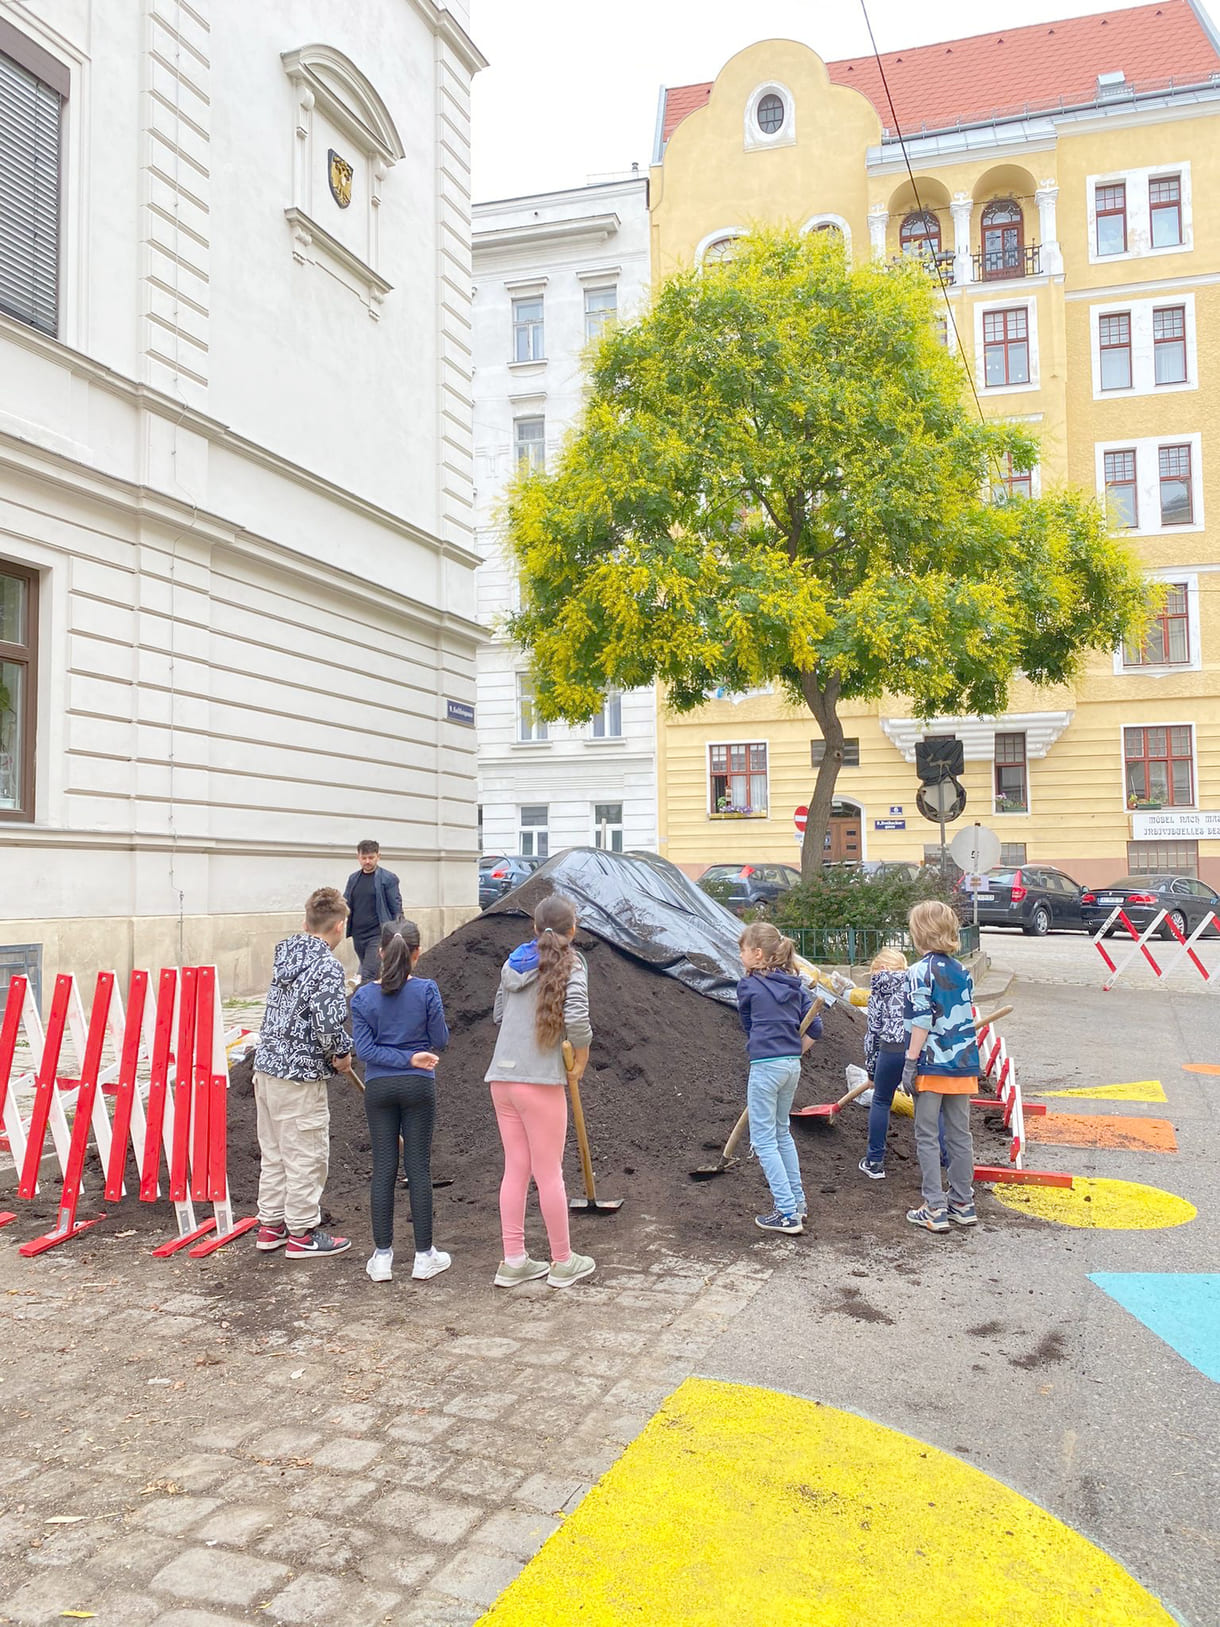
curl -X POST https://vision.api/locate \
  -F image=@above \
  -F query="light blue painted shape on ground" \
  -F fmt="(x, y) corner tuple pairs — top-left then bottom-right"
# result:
(1089, 1272), (1220, 1383)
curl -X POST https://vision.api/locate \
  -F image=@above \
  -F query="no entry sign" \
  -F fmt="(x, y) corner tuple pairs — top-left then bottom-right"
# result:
(794, 805), (808, 835)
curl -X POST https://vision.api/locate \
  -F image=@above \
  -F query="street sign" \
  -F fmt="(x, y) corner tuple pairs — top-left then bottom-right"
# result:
(794, 805), (808, 835)
(889, 805), (904, 815)
(874, 818), (906, 831)
(950, 823), (1001, 874)
(916, 779), (966, 823)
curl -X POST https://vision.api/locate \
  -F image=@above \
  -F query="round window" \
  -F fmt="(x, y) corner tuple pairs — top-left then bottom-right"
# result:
(756, 93), (785, 135)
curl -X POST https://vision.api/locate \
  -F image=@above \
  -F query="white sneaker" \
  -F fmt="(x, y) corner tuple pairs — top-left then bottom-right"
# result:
(412, 1248), (451, 1281)
(365, 1249), (393, 1283)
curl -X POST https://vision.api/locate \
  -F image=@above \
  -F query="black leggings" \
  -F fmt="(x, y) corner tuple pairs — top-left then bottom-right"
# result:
(364, 1074), (436, 1252)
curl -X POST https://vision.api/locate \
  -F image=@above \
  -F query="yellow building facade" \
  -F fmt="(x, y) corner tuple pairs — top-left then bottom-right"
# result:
(649, 7), (1220, 887)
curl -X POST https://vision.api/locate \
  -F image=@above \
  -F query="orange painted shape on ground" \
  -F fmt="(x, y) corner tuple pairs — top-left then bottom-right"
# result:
(1028, 1112), (1178, 1154)
(1182, 1062), (1220, 1075)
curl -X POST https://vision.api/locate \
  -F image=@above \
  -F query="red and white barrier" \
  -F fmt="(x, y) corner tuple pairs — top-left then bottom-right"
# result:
(1093, 904), (1220, 991)
(0, 966), (255, 1258)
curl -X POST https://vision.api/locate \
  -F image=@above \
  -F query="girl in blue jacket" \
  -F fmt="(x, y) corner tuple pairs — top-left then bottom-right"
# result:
(350, 919), (450, 1284)
(737, 922), (821, 1235)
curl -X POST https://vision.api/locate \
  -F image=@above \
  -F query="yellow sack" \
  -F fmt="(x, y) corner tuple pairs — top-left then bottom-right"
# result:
(848, 987), (869, 1007)
(891, 1088), (914, 1118)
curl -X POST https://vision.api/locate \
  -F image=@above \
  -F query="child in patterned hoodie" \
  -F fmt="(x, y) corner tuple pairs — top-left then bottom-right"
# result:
(857, 946), (909, 1181)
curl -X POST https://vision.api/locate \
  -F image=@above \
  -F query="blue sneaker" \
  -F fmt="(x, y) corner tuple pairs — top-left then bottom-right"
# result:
(906, 1205), (950, 1234)
(858, 1158), (886, 1181)
(755, 1209), (803, 1235)
(948, 1201), (978, 1227)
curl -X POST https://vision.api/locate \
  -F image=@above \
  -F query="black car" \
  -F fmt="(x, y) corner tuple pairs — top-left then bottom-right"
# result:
(478, 854), (540, 910)
(964, 864), (1086, 935)
(697, 862), (802, 916)
(1081, 874), (1220, 940)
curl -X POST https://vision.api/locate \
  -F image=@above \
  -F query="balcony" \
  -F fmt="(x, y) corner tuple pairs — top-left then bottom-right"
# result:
(972, 243), (1042, 282)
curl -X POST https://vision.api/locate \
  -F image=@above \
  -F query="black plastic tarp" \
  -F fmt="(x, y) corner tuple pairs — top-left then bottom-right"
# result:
(485, 847), (746, 1006)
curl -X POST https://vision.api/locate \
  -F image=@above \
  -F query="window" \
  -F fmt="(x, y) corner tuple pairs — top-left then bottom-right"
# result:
(994, 732), (1028, 813)
(702, 235), (740, 265)
(516, 674), (548, 742)
(1153, 306), (1187, 385)
(477, 803), (483, 850)
(1149, 175), (1182, 249)
(1098, 313), (1132, 390)
(1123, 583), (1189, 667)
(511, 295), (544, 362)
(518, 805), (548, 858)
(933, 314), (949, 348)
(1128, 840), (1197, 878)
(710, 743), (767, 814)
(593, 802), (624, 852)
(756, 92), (785, 134)
(1125, 725), (1193, 807)
(810, 738), (860, 767)
(980, 199), (1023, 279)
(590, 689), (622, 739)
(0, 45), (65, 337)
(514, 416), (545, 474)
(584, 286), (617, 341)
(983, 308), (1029, 387)
(999, 842), (1027, 865)
(900, 211), (941, 260)
(1104, 449), (1138, 529)
(994, 453), (1032, 501)
(0, 564), (36, 818)
(1158, 444), (1193, 525)
(1095, 182), (1127, 255)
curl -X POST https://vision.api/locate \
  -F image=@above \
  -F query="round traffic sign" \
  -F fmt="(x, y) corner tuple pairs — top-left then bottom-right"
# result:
(950, 823), (1001, 874)
(916, 779), (966, 823)
(794, 805), (808, 835)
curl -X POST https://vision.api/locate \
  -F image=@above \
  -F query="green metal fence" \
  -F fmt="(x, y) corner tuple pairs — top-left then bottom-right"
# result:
(790, 923), (980, 966)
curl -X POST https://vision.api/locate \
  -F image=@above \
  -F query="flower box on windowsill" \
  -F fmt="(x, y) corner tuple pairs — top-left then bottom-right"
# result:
(708, 809), (768, 820)
(994, 799), (1028, 815)
(1127, 798), (1164, 812)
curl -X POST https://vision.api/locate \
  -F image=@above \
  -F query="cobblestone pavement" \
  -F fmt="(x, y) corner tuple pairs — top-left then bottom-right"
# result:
(0, 1227), (776, 1626)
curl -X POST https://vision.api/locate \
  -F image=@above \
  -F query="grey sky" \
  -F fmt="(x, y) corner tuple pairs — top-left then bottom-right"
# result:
(469, 0), (1161, 202)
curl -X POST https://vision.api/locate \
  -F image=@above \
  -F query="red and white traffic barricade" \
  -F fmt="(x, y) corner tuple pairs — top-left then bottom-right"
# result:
(968, 1012), (1069, 1189)
(0, 965), (255, 1258)
(1092, 903), (1220, 991)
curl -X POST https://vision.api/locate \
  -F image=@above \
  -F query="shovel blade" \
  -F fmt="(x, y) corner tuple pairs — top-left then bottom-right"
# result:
(568, 1197), (624, 1213)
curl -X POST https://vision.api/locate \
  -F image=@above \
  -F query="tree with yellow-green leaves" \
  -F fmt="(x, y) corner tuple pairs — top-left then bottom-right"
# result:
(503, 227), (1151, 876)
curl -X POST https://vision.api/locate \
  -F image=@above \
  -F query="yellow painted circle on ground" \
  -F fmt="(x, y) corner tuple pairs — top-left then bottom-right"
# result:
(991, 1175), (1196, 1230)
(478, 1378), (1176, 1626)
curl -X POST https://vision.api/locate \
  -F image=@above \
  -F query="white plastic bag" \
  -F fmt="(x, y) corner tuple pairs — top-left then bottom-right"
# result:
(845, 1063), (871, 1106)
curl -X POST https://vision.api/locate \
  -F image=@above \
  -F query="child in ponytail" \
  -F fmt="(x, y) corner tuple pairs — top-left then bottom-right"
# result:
(484, 894), (597, 1290)
(737, 921), (820, 1235)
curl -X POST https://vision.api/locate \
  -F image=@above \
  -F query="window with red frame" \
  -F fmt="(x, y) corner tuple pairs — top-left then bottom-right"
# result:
(1095, 182), (1127, 255)
(710, 743), (768, 814)
(1098, 312), (1132, 389)
(1123, 583), (1189, 667)
(983, 308), (1029, 387)
(1153, 306), (1187, 385)
(1159, 444), (1193, 525)
(994, 732), (1028, 812)
(994, 453), (1032, 500)
(1103, 449), (1138, 528)
(1124, 725), (1193, 807)
(1149, 175), (1182, 248)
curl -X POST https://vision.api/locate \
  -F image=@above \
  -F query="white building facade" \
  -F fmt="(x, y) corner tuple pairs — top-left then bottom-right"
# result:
(471, 177), (657, 860)
(0, 0), (485, 996)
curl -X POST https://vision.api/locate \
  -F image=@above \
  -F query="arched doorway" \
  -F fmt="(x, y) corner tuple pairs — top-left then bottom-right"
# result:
(980, 198), (1024, 279)
(824, 801), (863, 864)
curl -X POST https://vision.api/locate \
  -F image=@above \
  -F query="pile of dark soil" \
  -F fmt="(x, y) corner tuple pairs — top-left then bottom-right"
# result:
(222, 913), (1009, 1260)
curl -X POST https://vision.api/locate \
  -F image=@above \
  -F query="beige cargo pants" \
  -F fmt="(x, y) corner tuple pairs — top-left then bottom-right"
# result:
(253, 1072), (330, 1237)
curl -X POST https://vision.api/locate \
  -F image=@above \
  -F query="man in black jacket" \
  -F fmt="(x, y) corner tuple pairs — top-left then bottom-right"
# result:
(343, 840), (403, 984)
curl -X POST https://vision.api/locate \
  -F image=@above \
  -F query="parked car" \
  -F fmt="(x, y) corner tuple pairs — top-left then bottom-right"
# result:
(478, 854), (541, 910)
(697, 862), (802, 916)
(1081, 875), (1220, 940)
(960, 864), (1086, 935)
(859, 860), (923, 883)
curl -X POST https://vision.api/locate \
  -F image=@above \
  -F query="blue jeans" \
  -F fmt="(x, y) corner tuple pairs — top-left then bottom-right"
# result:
(747, 1056), (805, 1217)
(865, 1049), (905, 1165)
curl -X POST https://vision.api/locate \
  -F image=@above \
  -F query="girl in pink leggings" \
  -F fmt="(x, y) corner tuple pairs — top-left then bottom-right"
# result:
(484, 894), (596, 1289)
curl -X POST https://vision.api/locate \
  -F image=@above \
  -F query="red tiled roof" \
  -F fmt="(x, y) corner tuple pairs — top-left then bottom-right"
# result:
(659, 1), (1220, 145)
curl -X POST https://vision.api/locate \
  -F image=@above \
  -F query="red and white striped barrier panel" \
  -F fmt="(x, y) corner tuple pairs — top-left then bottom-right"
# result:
(1092, 904), (1220, 991)
(0, 965), (255, 1258)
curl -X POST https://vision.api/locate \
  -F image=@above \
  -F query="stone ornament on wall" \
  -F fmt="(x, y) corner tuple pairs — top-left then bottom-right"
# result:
(281, 44), (405, 317)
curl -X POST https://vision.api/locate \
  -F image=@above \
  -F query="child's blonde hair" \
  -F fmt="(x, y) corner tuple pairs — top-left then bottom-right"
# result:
(870, 946), (908, 974)
(738, 921), (798, 975)
(908, 900), (961, 956)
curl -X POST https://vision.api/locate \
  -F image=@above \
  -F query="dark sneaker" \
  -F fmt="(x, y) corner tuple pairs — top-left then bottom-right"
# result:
(755, 1209), (803, 1235)
(906, 1205), (951, 1234)
(285, 1227), (351, 1259)
(255, 1222), (288, 1251)
(948, 1201), (978, 1227)
(858, 1158), (886, 1181)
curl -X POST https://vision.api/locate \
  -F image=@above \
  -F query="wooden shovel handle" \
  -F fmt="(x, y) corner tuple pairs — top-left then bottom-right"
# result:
(562, 1041), (598, 1202)
(974, 1004), (1013, 1030)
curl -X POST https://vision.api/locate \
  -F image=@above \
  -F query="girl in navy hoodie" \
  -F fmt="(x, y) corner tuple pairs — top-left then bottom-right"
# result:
(351, 919), (450, 1284)
(737, 922), (821, 1235)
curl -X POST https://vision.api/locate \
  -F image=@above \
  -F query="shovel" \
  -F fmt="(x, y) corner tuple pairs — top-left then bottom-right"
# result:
(689, 999), (823, 1179)
(791, 1073), (876, 1120)
(562, 1040), (623, 1215)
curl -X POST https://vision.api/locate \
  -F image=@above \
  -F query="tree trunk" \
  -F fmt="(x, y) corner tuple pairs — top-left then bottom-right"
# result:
(797, 671), (845, 879)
